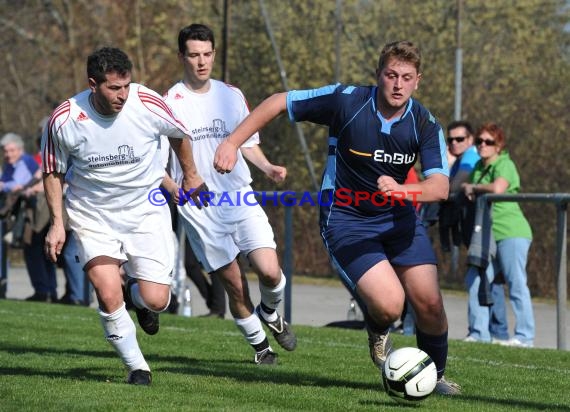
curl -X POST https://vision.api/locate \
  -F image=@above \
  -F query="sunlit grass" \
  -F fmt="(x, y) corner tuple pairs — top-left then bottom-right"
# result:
(1, 300), (569, 411)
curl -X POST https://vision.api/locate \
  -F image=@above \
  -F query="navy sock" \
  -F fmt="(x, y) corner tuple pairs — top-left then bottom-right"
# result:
(260, 301), (276, 315)
(252, 337), (271, 353)
(416, 328), (448, 379)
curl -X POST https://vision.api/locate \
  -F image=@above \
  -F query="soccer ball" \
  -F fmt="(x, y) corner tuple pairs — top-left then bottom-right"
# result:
(382, 347), (437, 403)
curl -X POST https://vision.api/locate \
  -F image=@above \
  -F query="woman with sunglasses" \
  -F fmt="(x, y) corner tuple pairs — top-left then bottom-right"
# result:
(461, 122), (534, 347)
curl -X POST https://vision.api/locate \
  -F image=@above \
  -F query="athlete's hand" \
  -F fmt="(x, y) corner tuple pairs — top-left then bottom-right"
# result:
(265, 164), (287, 183)
(44, 223), (66, 263)
(377, 175), (401, 194)
(181, 178), (211, 209)
(214, 139), (239, 174)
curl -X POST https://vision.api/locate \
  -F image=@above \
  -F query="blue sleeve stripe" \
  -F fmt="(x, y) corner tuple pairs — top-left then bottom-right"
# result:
(286, 84), (339, 121)
(437, 130), (449, 173)
(321, 137), (338, 190)
(424, 168), (449, 177)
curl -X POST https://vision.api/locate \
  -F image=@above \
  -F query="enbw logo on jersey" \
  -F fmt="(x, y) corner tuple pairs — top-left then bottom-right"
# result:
(373, 150), (416, 165)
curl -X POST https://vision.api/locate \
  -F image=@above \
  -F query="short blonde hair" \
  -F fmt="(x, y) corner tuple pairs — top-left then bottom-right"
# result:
(378, 41), (422, 73)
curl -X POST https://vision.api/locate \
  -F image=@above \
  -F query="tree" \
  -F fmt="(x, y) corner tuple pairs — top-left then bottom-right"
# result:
(0, 0), (568, 297)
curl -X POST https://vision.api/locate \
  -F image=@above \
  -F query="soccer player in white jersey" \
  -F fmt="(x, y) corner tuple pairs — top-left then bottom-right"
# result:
(42, 47), (207, 385)
(162, 23), (296, 364)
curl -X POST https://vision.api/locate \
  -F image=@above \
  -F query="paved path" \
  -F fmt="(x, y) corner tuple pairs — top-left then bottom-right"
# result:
(3, 265), (568, 350)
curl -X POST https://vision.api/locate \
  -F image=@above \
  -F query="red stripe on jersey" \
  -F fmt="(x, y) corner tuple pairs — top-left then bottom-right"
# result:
(44, 100), (71, 173)
(138, 89), (189, 132)
(138, 90), (175, 117)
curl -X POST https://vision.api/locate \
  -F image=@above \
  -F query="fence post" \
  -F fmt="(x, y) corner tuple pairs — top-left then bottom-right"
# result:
(283, 206), (293, 323)
(482, 193), (569, 350)
(555, 200), (567, 350)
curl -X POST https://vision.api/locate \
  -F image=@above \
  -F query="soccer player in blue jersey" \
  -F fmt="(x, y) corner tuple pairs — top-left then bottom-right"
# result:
(214, 40), (460, 395)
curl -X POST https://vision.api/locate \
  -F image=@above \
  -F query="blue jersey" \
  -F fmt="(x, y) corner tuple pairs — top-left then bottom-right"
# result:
(287, 84), (448, 218)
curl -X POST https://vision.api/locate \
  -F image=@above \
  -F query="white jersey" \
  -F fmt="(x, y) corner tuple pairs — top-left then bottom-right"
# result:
(42, 83), (190, 228)
(163, 80), (259, 192)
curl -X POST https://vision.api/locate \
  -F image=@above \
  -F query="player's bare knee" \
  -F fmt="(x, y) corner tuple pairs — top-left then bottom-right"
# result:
(147, 298), (170, 313)
(416, 297), (444, 317)
(258, 268), (282, 287)
(369, 304), (401, 325)
(99, 291), (124, 313)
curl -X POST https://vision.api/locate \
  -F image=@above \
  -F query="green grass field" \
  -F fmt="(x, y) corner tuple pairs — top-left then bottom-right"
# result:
(1, 299), (569, 412)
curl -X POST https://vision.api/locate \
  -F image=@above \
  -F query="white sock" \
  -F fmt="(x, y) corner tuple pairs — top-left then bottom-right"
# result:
(99, 303), (150, 372)
(235, 313), (267, 346)
(259, 273), (285, 322)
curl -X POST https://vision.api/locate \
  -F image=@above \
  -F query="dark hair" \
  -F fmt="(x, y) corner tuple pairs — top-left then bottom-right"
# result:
(87, 47), (132, 84)
(476, 122), (506, 151)
(447, 120), (474, 136)
(378, 41), (421, 73)
(178, 24), (215, 54)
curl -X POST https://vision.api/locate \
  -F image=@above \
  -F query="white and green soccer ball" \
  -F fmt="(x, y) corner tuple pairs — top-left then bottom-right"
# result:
(382, 347), (437, 403)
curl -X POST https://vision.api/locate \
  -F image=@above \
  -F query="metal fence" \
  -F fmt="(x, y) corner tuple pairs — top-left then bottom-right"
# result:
(279, 191), (569, 350)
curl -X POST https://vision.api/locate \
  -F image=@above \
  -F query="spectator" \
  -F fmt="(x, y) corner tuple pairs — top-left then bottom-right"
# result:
(439, 120), (480, 249)
(42, 46), (205, 385)
(214, 40), (461, 394)
(0, 133), (57, 302)
(0, 133), (39, 193)
(462, 122), (534, 347)
(21, 169), (59, 303)
(162, 24), (296, 365)
(444, 120), (509, 342)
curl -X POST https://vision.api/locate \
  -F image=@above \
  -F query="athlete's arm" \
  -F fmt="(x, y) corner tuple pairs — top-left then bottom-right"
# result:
(43, 172), (66, 262)
(378, 173), (449, 203)
(240, 144), (287, 183)
(214, 92), (288, 174)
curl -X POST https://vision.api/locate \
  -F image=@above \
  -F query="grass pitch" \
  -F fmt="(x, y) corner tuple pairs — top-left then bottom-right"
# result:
(1, 299), (569, 411)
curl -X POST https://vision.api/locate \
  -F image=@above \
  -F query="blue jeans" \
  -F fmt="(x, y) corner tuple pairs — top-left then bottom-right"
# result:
(62, 233), (89, 303)
(466, 266), (507, 342)
(489, 282), (509, 340)
(466, 237), (534, 344)
(24, 227), (57, 296)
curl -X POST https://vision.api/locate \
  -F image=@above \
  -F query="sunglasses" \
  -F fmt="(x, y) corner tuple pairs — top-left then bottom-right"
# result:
(475, 138), (496, 146)
(447, 136), (466, 144)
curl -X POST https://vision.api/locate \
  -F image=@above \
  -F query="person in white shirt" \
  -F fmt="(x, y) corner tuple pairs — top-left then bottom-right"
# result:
(42, 47), (206, 385)
(162, 24), (296, 364)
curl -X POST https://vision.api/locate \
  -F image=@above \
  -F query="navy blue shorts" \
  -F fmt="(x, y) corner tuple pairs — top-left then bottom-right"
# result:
(321, 209), (437, 290)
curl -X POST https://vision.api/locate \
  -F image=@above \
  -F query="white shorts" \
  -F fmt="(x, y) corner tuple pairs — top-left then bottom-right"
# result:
(178, 186), (276, 273)
(68, 205), (175, 285)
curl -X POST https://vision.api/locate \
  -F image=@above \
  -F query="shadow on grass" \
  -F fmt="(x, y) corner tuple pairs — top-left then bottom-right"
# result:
(154, 355), (377, 392)
(1, 342), (569, 411)
(0, 341), (377, 391)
